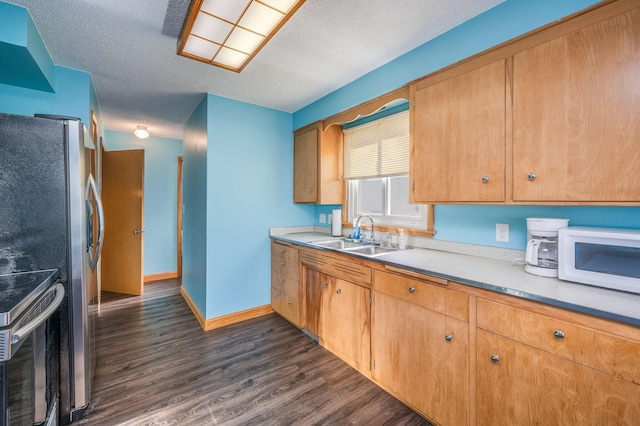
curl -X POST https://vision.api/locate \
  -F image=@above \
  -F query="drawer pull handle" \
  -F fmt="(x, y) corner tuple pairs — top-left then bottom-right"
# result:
(322, 284), (328, 289)
(279, 277), (285, 283)
(528, 172), (537, 181)
(445, 334), (453, 342)
(491, 354), (500, 363)
(409, 286), (416, 293)
(280, 261), (285, 267)
(554, 330), (565, 339)
(280, 248), (285, 253)
(481, 176), (489, 183)
(336, 289), (342, 294)
(287, 300), (292, 305)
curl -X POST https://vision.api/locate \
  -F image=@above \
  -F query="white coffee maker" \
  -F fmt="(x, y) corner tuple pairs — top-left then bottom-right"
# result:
(525, 217), (569, 277)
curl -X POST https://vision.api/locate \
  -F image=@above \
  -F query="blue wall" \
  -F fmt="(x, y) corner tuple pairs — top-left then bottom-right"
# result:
(300, 0), (640, 249)
(103, 130), (183, 276)
(181, 94), (314, 319)
(182, 96), (209, 315)
(203, 94), (313, 318)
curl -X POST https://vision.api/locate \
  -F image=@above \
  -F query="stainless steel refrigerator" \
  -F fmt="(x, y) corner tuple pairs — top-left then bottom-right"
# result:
(0, 113), (104, 424)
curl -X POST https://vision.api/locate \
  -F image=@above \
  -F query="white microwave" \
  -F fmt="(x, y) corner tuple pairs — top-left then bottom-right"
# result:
(558, 227), (640, 294)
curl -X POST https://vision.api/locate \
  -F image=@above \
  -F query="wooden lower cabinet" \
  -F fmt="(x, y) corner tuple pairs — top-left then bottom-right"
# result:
(476, 297), (640, 425)
(373, 273), (469, 425)
(271, 241), (301, 326)
(477, 329), (595, 425)
(305, 268), (371, 372)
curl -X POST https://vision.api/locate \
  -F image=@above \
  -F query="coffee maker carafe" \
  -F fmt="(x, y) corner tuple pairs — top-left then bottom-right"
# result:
(525, 217), (569, 277)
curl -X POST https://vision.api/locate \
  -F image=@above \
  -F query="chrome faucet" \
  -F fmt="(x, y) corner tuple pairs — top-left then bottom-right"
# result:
(356, 214), (375, 244)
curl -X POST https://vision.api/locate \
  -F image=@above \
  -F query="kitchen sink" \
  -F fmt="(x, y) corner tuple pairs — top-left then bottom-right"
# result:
(342, 245), (399, 257)
(312, 239), (361, 249)
(312, 238), (403, 257)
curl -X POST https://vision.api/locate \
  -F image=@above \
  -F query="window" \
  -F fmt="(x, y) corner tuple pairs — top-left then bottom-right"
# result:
(344, 109), (429, 231)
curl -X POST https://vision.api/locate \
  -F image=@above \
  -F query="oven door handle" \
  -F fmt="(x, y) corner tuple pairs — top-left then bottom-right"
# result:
(11, 283), (65, 345)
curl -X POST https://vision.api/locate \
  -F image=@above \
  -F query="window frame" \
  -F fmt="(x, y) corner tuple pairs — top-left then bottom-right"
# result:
(321, 88), (434, 238)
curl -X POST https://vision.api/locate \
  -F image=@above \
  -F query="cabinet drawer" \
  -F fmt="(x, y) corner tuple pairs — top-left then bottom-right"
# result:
(301, 250), (372, 287)
(271, 287), (300, 326)
(478, 297), (640, 383)
(271, 241), (298, 267)
(477, 298), (516, 338)
(374, 270), (468, 322)
(590, 330), (640, 384)
(515, 309), (594, 365)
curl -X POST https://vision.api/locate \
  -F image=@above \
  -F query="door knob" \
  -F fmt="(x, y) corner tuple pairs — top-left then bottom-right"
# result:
(133, 229), (145, 234)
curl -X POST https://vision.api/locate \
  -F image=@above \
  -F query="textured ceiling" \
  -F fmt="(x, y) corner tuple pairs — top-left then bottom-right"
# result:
(6, 0), (504, 139)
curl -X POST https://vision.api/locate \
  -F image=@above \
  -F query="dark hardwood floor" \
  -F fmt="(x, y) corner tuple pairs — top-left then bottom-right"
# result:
(72, 278), (432, 425)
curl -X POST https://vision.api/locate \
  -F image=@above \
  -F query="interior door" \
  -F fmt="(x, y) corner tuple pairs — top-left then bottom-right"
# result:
(101, 149), (144, 295)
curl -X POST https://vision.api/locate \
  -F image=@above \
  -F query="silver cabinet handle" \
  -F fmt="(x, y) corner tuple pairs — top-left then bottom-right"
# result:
(445, 334), (453, 342)
(308, 188), (313, 193)
(287, 300), (292, 305)
(279, 248), (285, 253)
(322, 284), (328, 289)
(528, 172), (537, 181)
(336, 289), (342, 294)
(554, 330), (565, 339)
(481, 176), (489, 183)
(133, 229), (145, 234)
(408, 286), (416, 293)
(279, 277), (285, 283)
(280, 261), (285, 267)
(491, 354), (500, 363)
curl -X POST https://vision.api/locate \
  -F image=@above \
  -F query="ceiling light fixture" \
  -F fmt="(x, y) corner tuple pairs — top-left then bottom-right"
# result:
(178, 0), (306, 72)
(134, 125), (149, 139)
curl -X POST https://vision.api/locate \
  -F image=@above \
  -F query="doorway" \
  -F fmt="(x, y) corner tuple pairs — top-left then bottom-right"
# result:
(101, 149), (145, 295)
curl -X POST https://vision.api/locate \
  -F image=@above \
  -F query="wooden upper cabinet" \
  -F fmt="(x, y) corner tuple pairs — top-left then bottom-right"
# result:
(512, 6), (640, 202)
(411, 59), (506, 203)
(293, 121), (343, 204)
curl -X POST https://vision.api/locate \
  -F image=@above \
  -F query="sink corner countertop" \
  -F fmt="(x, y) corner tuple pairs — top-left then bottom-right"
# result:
(270, 229), (640, 327)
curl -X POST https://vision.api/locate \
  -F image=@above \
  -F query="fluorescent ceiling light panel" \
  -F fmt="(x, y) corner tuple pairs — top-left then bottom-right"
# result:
(201, 0), (249, 23)
(183, 35), (219, 60)
(192, 12), (232, 43)
(215, 47), (249, 69)
(178, 0), (306, 72)
(239, 2), (283, 36)
(262, 0), (299, 13)
(226, 27), (264, 54)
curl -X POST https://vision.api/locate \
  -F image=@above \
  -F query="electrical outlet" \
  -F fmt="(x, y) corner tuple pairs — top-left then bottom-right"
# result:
(496, 223), (509, 242)
(319, 213), (326, 224)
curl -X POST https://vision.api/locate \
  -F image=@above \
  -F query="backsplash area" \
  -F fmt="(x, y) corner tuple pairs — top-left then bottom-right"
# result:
(314, 204), (640, 251)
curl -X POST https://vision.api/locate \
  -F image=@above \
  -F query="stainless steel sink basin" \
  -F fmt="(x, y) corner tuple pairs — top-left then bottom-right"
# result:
(312, 239), (403, 257)
(312, 239), (361, 249)
(342, 245), (399, 257)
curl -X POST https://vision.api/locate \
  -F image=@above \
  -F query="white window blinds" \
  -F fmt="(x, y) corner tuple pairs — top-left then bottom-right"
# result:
(343, 110), (409, 180)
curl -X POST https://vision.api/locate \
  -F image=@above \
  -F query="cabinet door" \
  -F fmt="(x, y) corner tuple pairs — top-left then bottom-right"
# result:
(374, 291), (468, 425)
(304, 268), (327, 336)
(411, 59), (506, 202)
(477, 329), (595, 425)
(294, 125), (318, 203)
(512, 7), (640, 202)
(321, 278), (371, 372)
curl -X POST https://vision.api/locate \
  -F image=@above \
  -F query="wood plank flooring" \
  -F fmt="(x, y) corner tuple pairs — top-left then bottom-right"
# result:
(72, 279), (432, 425)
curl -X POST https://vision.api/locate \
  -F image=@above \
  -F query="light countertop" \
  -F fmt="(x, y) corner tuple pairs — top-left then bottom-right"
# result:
(270, 229), (640, 327)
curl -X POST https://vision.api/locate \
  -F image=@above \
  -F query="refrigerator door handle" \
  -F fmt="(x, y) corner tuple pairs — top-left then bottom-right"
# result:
(86, 174), (105, 272)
